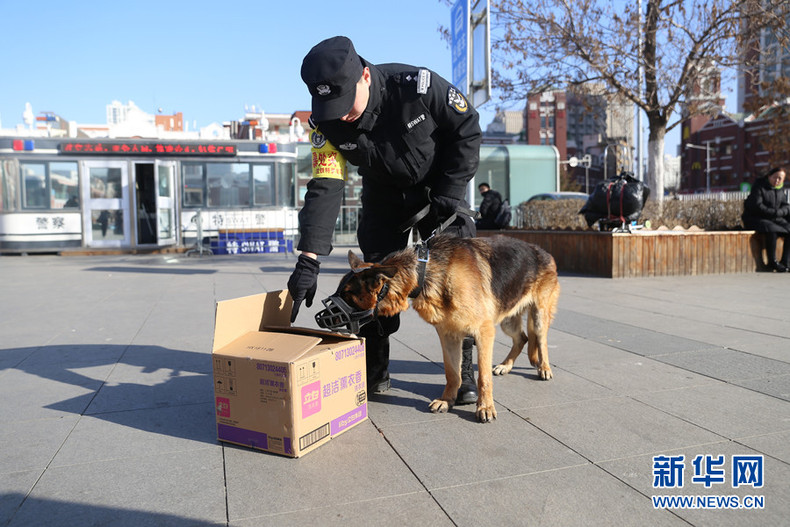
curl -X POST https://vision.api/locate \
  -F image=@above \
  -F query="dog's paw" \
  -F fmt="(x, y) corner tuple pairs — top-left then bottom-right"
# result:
(492, 363), (512, 376)
(538, 367), (553, 380)
(476, 403), (497, 423)
(429, 399), (451, 414)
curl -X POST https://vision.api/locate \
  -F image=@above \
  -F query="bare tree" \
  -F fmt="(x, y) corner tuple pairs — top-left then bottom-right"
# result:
(743, 77), (790, 169)
(446, 0), (788, 200)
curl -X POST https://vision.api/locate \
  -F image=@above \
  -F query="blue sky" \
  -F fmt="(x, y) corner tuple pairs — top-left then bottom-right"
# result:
(2, 0), (738, 157)
(0, 0), (495, 129)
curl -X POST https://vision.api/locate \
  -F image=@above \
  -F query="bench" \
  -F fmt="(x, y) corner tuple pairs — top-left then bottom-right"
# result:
(479, 230), (781, 278)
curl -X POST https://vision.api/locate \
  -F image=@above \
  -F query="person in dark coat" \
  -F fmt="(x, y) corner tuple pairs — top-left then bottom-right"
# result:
(742, 167), (790, 272)
(475, 182), (504, 229)
(287, 36), (482, 403)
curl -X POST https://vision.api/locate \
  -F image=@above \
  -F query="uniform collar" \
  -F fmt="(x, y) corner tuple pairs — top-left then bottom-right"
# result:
(355, 59), (384, 131)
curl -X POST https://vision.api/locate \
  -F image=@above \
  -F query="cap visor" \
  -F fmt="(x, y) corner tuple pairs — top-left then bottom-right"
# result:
(311, 89), (356, 122)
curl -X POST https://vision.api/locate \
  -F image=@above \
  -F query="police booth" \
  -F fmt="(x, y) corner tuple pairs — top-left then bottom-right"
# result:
(0, 137), (298, 253)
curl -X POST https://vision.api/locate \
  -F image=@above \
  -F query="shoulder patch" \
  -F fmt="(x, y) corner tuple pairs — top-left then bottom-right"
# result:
(447, 86), (469, 114)
(310, 128), (326, 149)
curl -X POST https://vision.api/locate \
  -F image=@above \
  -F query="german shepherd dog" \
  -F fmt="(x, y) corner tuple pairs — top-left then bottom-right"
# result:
(332, 234), (560, 423)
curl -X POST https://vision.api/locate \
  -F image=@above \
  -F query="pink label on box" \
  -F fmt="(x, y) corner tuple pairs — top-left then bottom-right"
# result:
(216, 397), (231, 418)
(330, 405), (367, 435)
(301, 380), (321, 418)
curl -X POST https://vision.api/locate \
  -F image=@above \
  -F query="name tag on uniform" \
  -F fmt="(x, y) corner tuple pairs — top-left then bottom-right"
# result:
(417, 69), (431, 94)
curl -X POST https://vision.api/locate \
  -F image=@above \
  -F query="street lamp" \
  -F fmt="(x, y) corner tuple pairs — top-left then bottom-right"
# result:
(686, 143), (711, 193)
(560, 154), (592, 193)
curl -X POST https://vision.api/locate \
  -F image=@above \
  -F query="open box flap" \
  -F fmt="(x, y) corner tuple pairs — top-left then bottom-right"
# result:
(213, 290), (292, 352)
(214, 331), (323, 363)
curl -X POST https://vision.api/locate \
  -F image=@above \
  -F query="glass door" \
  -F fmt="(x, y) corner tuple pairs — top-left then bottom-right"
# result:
(155, 161), (177, 246)
(81, 160), (130, 247)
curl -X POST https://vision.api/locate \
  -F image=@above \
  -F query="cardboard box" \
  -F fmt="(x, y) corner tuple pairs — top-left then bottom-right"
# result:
(212, 290), (367, 457)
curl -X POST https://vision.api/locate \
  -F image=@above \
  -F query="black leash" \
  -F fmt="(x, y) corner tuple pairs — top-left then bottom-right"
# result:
(397, 203), (480, 234)
(399, 202), (478, 299)
(409, 242), (430, 299)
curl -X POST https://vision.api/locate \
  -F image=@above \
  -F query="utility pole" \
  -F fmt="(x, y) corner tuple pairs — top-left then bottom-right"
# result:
(637, 0), (644, 182)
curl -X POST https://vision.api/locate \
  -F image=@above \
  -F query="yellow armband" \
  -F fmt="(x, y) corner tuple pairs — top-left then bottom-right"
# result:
(311, 127), (347, 180)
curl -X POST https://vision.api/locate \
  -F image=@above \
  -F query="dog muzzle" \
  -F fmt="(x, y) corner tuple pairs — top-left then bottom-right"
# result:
(315, 295), (375, 334)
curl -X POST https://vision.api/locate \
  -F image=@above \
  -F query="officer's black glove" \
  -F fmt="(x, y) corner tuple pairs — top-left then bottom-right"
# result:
(430, 195), (460, 223)
(287, 254), (320, 323)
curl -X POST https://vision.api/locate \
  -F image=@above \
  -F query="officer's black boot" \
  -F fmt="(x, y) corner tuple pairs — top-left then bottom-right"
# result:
(360, 314), (400, 394)
(456, 336), (478, 404)
(366, 337), (391, 393)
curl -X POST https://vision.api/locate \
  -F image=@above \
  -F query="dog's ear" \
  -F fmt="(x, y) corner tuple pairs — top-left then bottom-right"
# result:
(375, 265), (399, 280)
(348, 251), (365, 270)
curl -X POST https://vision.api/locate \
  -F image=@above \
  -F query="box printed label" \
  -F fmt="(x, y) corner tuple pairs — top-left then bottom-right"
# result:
(301, 380), (322, 418)
(297, 359), (320, 386)
(334, 342), (364, 361)
(257, 361), (288, 403)
(215, 376), (236, 395)
(331, 405), (367, 435)
(216, 397), (231, 418)
(214, 357), (236, 375)
(322, 370), (364, 399)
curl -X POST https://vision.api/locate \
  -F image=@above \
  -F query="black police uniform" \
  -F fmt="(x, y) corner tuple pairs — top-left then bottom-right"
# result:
(298, 57), (481, 392)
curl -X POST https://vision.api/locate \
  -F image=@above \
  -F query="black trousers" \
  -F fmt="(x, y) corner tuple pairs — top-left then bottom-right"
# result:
(763, 232), (790, 265)
(357, 182), (476, 384)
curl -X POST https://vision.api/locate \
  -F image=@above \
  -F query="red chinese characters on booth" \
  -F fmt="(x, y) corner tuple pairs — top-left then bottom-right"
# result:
(58, 142), (237, 156)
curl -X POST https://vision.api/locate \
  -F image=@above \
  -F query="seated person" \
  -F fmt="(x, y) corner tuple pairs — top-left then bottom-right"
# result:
(742, 167), (790, 272)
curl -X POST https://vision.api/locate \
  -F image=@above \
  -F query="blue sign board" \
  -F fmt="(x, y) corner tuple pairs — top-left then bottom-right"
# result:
(451, 0), (469, 95)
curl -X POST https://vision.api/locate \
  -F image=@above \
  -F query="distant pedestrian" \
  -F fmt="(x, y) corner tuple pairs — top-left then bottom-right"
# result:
(475, 182), (508, 229)
(742, 167), (790, 272)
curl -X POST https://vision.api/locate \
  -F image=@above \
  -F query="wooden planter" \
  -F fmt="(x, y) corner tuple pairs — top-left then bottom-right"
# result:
(479, 230), (777, 278)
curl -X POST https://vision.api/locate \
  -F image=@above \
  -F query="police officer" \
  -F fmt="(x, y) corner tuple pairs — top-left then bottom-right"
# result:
(288, 36), (481, 404)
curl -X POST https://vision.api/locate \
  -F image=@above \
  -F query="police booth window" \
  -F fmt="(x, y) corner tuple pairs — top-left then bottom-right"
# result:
(208, 163), (249, 207)
(276, 161), (296, 208)
(20, 161), (79, 209)
(255, 162), (296, 208)
(182, 161), (293, 208)
(253, 165), (274, 206)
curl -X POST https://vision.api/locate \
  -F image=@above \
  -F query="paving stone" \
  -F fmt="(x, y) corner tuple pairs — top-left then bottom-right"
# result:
(224, 422), (425, 520)
(631, 383), (790, 440)
(51, 403), (218, 467)
(0, 470), (41, 526)
(229, 492), (454, 527)
(379, 411), (587, 490)
(431, 463), (686, 526)
(655, 348), (790, 383)
(8, 448), (226, 527)
(521, 396), (723, 462)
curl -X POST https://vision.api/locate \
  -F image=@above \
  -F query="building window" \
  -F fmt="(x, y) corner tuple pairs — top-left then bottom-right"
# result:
(20, 161), (79, 210)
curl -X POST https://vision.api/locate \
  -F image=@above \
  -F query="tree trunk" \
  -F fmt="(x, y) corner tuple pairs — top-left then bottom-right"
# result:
(646, 121), (666, 202)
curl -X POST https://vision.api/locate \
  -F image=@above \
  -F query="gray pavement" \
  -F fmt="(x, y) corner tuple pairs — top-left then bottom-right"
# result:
(1, 249), (788, 526)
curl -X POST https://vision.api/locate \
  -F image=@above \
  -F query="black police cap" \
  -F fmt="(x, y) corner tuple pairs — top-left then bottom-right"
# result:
(301, 36), (364, 122)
